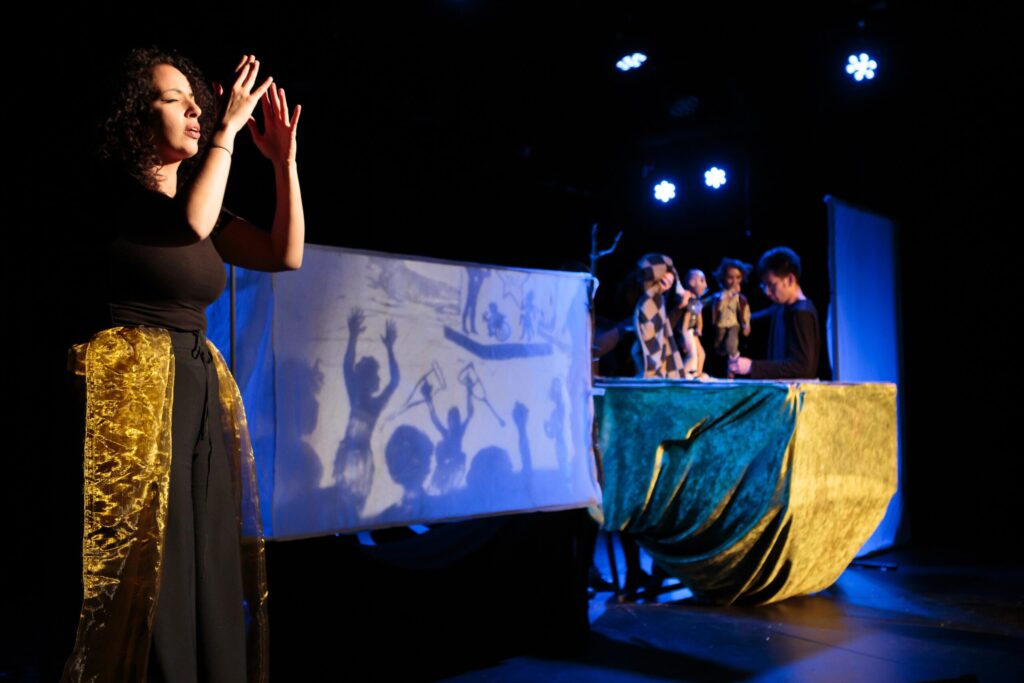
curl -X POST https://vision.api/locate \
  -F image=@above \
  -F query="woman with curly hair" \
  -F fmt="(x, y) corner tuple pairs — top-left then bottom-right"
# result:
(61, 47), (304, 682)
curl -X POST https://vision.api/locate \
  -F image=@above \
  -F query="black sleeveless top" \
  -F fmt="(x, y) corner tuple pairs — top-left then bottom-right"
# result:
(89, 174), (230, 333)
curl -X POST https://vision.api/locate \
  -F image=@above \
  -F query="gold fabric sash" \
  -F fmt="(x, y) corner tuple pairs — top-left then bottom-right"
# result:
(61, 327), (267, 682)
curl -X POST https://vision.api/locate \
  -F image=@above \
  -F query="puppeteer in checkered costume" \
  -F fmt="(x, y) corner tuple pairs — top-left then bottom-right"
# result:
(633, 253), (687, 378)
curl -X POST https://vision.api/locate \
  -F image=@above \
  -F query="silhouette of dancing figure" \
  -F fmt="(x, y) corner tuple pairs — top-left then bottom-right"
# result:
(334, 309), (400, 515)
(421, 375), (474, 492)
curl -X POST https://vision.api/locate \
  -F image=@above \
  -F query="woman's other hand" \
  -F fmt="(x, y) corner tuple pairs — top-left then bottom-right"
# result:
(248, 82), (302, 164)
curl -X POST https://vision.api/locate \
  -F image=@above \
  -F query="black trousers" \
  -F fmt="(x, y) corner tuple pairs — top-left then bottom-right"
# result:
(147, 330), (247, 683)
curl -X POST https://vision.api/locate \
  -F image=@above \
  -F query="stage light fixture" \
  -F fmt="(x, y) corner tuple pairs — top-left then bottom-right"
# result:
(846, 53), (877, 81)
(654, 180), (677, 203)
(704, 167), (727, 189)
(616, 52), (648, 72)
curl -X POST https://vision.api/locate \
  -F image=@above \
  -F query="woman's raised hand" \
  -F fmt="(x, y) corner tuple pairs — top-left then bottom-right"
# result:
(212, 55), (275, 137)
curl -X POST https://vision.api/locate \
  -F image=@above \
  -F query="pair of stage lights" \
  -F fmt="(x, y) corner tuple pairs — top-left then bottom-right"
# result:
(617, 52), (878, 82)
(654, 167), (727, 204)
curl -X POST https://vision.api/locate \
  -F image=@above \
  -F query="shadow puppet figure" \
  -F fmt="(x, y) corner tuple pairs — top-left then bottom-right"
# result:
(544, 377), (568, 475)
(274, 359), (330, 534)
(380, 425), (434, 521)
(462, 268), (489, 335)
(520, 291), (540, 341)
(463, 401), (535, 511)
(334, 308), (400, 519)
(421, 374), (475, 493)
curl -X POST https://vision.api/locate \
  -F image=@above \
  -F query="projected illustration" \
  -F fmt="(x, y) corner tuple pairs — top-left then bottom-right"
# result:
(270, 246), (601, 537)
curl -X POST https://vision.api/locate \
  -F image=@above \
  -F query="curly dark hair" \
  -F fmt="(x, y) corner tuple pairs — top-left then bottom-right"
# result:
(98, 47), (217, 191)
(712, 257), (753, 288)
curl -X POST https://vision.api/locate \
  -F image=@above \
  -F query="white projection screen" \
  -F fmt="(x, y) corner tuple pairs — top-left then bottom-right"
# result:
(269, 245), (601, 539)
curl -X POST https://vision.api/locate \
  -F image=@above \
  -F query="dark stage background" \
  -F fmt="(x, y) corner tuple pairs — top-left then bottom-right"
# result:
(7, 2), (1021, 679)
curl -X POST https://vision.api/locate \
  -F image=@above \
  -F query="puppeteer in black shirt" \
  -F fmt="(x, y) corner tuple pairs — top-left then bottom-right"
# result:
(79, 172), (234, 336)
(748, 299), (820, 380)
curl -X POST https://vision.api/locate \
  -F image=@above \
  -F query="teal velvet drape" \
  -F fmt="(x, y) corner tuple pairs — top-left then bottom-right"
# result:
(596, 379), (896, 605)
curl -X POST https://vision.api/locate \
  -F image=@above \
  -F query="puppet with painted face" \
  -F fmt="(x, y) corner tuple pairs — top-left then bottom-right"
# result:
(680, 268), (709, 378)
(710, 258), (752, 368)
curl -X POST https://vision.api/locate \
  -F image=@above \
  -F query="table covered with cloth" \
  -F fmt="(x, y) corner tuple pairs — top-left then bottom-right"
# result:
(594, 379), (896, 605)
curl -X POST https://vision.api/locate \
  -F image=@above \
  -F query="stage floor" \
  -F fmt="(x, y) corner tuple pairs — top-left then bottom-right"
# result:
(14, 529), (1022, 681)
(440, 539), (1024, 683)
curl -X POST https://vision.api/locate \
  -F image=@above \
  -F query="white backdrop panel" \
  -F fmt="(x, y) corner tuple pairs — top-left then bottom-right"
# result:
(271, 245), (600, 538)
